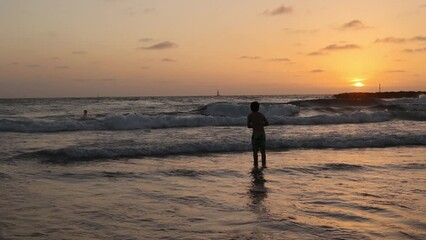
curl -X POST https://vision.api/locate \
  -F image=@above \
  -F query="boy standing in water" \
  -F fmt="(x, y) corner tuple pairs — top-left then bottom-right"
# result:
(247, 101), (269, 168)
(80, 110), (88, 120)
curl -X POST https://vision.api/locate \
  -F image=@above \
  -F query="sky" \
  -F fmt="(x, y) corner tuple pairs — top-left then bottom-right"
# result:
(0, 0), (425, 98)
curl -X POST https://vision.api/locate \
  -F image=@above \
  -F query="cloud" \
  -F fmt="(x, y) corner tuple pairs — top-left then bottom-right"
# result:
(124, 6), (156, 16)
(267, 58), (291, 62)
(308, 51), (324, 56)
(124, 7), (138, 16)
(100, 0), (125, 3)
(139, 38), (153, 42)
(310, 69), (324, 73)
(161, 58), (176, 62)
(385, 70), (405, 73)
(140, 41), (177, 50)
(240, 56), (260, 60)
(412, 36), (426, 41)
(339, 20), (369, 30)
(98, 78), (116, 82)
(72, 78), (116, 83)
(54, 65), (69, 70)
(140, 66), (149, 69)
(46, 31), (57, 38)
(308, 43), (361, 56)
(28, 64), (41, 68)
(403, 47), (426, 53)
(143, 8), (156, 14)
(375, 35), (426, 44)
(263, 5), (292, 16)
(282, 28), (317, 34)
(322, 44), (361, 51)
(375, 37), (407, 43)
(11, 62), (19, 65)
(72, 51), (87, 54)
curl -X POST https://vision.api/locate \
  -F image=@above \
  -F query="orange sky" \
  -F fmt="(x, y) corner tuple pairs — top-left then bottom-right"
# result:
(0, 0), (425, 97)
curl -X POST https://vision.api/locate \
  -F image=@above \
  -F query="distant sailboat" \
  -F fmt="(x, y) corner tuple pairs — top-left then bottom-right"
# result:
(216, 90), (220, 97)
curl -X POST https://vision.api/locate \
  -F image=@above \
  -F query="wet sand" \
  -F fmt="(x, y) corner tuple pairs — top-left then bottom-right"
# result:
(1, 147), (425, 239)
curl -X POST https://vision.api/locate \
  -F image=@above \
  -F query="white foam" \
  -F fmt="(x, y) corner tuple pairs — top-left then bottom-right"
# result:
(383, 96), (426, 111)
(0, 118), (98, 132)
(35, 133), (426, 160)
(270, 111), (392, 125)
(102, 114), (243, 130)
(0, 111), (394, 132)
(201, 103), (299, 117)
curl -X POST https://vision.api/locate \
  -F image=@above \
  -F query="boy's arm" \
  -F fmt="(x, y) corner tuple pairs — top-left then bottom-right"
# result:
(263, 115), (269, 126)
(247, 115), (252, 128)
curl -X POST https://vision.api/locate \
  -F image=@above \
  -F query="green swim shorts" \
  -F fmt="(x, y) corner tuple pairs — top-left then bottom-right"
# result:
(252, 132), (266, 152)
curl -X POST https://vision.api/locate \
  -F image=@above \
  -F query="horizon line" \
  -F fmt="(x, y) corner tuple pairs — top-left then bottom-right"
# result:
(1, 90), (425, 100)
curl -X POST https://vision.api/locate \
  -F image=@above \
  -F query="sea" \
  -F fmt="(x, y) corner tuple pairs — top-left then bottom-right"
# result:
(0, 95), (425, 239)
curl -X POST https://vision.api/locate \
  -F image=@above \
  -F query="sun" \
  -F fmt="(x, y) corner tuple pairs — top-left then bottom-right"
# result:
(350, 78), (365, 87)
(354, 82), (364, 87)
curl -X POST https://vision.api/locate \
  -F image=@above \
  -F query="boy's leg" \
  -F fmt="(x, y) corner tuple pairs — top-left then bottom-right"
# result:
(253, 150), (259, 167)
(261, 148), (266, 167)
(252, 133), (259, 167)
(260, 133), (266, 167)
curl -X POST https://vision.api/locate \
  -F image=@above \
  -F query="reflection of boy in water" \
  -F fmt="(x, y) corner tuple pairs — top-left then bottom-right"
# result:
(247, 101), (269, 168)
(249, 168), (267, 206)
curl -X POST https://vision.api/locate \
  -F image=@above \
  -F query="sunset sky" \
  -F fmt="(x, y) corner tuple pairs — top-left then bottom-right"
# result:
(0, 0), (425, 98)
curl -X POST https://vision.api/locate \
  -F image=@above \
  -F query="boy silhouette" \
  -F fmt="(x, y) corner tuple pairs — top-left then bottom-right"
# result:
(247, 101), (269, 168)
(80, 110), (88, 120)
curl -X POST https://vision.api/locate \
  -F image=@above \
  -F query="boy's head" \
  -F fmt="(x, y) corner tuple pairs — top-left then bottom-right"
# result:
(250, 101), (260, 112)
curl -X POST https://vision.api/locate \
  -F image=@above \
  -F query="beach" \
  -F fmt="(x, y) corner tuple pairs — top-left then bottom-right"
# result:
(1, 148), (425, 239)
(0, 95), (425, 239)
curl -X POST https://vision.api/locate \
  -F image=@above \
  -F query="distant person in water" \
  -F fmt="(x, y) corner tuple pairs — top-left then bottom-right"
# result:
(80, 110), (88, 120)
(247, 101), (269, 168)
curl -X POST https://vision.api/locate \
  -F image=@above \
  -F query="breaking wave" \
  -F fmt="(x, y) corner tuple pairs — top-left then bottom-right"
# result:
(24, 133), (426, 161)
(0, 111), (394, 133)
(1, 96), (424, 133)
(199, 102), (299, 117)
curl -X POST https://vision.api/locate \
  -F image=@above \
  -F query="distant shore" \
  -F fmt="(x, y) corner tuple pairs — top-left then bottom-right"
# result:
(334, 91), (426, 99)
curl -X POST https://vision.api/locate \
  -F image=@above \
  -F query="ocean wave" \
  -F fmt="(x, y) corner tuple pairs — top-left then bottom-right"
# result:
(383, 94), (426, 106)
(318, 163), (364, 171)
(288, 98), (381, 107)
(0, 111), (394, 133)
(0, 118), (99, 132)
(389, 110), (426, 121)
(386, 163), (426, 170)
(289, 97), (426, 120)
(0, 172), (11, 179)
(199, 102), (299, 117)
(270, 111), (392, 125)
(161, 169), (244, 178)
(24, 134), (426, 161)
(272, 163), (365, 176)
